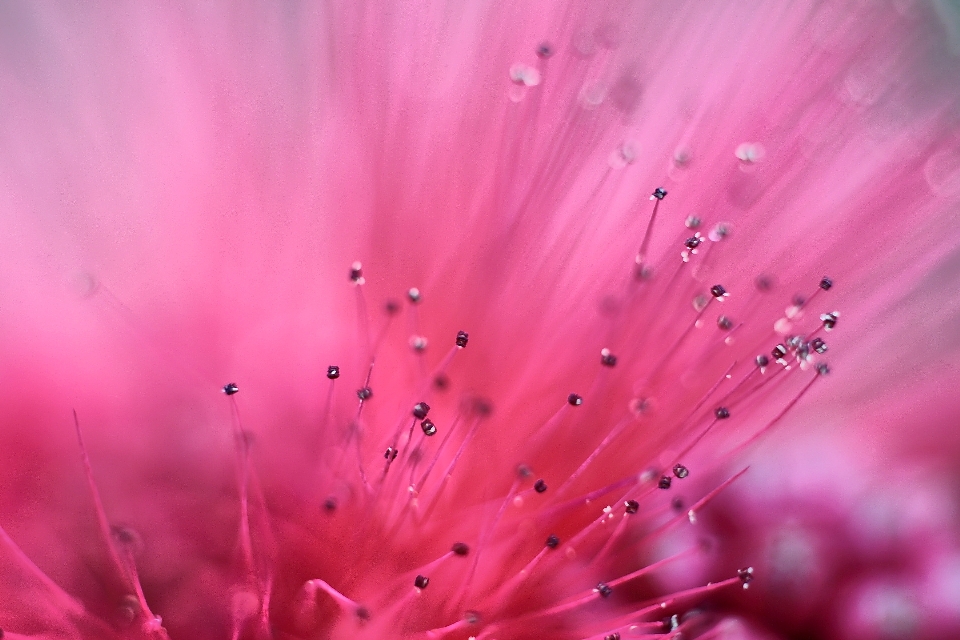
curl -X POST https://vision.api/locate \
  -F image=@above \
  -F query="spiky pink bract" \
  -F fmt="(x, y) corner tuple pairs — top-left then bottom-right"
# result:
(1, 2), (959, 639)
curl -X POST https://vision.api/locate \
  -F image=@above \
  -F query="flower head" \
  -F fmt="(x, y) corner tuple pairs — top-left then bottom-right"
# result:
(1, 2), (959, 640)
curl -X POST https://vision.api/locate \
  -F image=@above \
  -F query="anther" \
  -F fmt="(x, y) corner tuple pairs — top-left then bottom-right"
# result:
(414, 575), (430, 590)
(323, 497), (337, 512)
(357, 387), (372, 400)
(384, 299), (401, 315)
(685, 216), (701, 229)
(536, 42), (554, 58)
(510, 64), (540, 85)
(651, 187), (668, 200)
(772, 344), (788, 360)
(811, 337), (828, 354)
(624, 499), (639, 514)
(111, 525), (141, 548)
(356, 606), (371, 621)
(673, 464), (689, 479)
(816, 363), (831, 375)
(709, 223), (731, 241)
(349, 261), (364, 284)
(755, 355), (770, 368)
(568, 393), (583, 406)
(455, 331), (469, 348)
(545, 534), (560, 548)
(605, 634), (621, 640)
(421, 419), (437, 436)
(658, 476), (672, 490)
(755, 274), (774, 291)
(410, 335), (428, 351)
(819, 277), (833, 291)
(710, 284), (728, 299)
(614, 142), (637, 167)
(717, 315), (733, 330)
(821, 312), (839, 331)
(685, 236), (703, 250)
(326, 365), (340, 380)
(384, 447), (398, 460)
(407, 287), (422, 303)
(738, 566), (754, 588)
(433, 374), (449, 390)
(600, 348), (618, 367)
(469, 398), (493, 418)
(222, 383), (239, 395)
(534, 479), (548, 493)
(464, 611), (481, 625)
(517, 464), (533, 479)
(671, 497), (684, 511)
(595, 582), (614, 598)
(413, 402), (430, 419)
(715, 407), (731, 419)
(452, 542), (470, 556)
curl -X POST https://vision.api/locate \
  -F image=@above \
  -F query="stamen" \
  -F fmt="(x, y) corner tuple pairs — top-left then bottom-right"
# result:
(303, 578), (363, 614)
(414, 412), (465, 492)
(732, 371), (825, 455)
(536, 42), (554, 58)
(540, 473), (640, 522)
(492, 551), (704, 636)
(423, 610), (481, 639)
(0, 523), (87, 614)
(821, 311), (839, 331)
(319, 367), (339, 451)
(686, 467), (749, 524)
(554, 416), (633, 497)
(223, 392), (275, 631)
(605, 546), (700, 590)
(632, 575), (743, 618)
(453, 474), (524, 605)
(600, 348), (618, 367)
(417, 413), (485, 525)
(421, 419), (437, 436)
(351, 262), (372, 361)
(522, 395), (584, 459)
(738, 566), (755, 588)
(73, 411), (160, 625)
(587, 508), (634, 568)
(636, 187), (667, 266)
(349, 262), (364, 284)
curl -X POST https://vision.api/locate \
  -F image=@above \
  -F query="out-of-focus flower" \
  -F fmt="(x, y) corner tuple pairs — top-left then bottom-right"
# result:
(673, 433), (960, 640)
(1, 2), (959, 640)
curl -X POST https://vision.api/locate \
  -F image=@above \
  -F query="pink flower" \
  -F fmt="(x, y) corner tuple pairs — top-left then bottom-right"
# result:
(1, 2), (959, 639)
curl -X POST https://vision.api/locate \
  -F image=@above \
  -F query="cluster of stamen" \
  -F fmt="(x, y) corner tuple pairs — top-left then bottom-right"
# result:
(262, 179), (842, 639)
(19, 44), (844, 640)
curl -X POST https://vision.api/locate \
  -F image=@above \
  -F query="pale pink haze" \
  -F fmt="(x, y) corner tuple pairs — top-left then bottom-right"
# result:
(0, 2), (959, 640)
